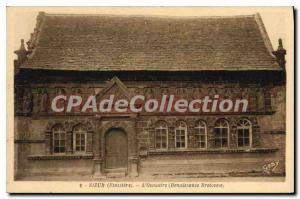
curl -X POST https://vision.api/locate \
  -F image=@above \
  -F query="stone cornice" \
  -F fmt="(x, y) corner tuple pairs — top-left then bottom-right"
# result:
(27, 110), (276, 118)
(27, 154), (94, 160)
(15, 139), (45, 143)
(148, 148), (278, 155)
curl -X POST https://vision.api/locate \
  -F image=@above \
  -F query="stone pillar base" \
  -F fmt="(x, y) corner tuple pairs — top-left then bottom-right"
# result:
(91, 174), (106, 179)
(129, 156), (139, 177)
(93, 158), (104, 178)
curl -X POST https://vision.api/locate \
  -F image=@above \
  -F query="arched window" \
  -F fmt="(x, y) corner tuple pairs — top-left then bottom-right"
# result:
(195, 120), (207, 148)
(214, 119), (229, 148)
(73, 124), (87, 153)
(52, 124), (66, 153)
(237, 119), (252, 147)
(175, 121), (187, 149)
(155, 121), (168, 150)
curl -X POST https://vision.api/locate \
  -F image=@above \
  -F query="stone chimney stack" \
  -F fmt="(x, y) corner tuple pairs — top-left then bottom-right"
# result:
(14, 39), (28, 74)
(272, 38), (286, 69)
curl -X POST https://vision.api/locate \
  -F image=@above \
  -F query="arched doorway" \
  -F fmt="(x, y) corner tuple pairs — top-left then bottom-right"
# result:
(105, 128), (128, 169)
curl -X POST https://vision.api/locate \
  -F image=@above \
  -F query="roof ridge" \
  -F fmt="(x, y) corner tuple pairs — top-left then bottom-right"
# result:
(41, 11), (256, 19)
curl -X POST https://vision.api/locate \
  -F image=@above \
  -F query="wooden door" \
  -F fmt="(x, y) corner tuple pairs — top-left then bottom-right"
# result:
(105, 129), (128, 169)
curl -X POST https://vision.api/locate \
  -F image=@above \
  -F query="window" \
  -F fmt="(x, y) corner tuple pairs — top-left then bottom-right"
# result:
(155, 121), (168, 149)
(264, 90), (272, 111)
(214, 119), (229, 148)
(175, 121), (187, 149)
(195, 120), (207, 148)
(52, 124), (66, 153)
(73, 125), (87, 153)
(237, 119), (252, 147)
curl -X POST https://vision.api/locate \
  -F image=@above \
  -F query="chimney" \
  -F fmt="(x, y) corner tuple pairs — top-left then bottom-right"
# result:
(272, 38), (286, 69)
(14, 39), (28, 74)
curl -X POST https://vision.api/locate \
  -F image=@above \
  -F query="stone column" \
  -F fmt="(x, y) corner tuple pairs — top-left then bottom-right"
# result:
(92, 118), (105, 178)
(129, 156), (139, 177)
(86, 131), (93, 153)
(92, 158), (105, 179)
(66, 131), (73, 154)
(45, 130), (52, 155)
(207, 125), (215, 149)
(230, 125), (237, 148)
(128, 118), (139, 177)
(252, 125), (260, 147)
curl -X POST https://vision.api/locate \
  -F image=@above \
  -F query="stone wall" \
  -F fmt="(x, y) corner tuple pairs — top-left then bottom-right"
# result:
(14, 72), (286, 179)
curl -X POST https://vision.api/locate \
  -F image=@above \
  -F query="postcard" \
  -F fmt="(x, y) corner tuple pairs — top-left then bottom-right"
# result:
(7, 6), (294, 193)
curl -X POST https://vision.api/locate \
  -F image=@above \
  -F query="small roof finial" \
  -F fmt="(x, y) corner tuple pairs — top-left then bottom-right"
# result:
(20, 39), (25, 50)
(278, 38), (284, 50)
(272, 38), (286, 69)
(15, 38), (27, 60)
(14, 38), (28, 72)
(15, 38), (27, 54)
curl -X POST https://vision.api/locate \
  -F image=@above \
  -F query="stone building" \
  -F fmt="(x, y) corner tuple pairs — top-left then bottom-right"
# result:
(14, 12), (286, 180)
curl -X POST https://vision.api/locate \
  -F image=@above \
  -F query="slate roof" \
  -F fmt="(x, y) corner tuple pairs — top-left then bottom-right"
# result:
(21, 12), (281, 71)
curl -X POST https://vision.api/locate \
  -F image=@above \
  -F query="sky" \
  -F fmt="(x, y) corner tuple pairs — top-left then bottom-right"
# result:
(7, 7), (293, 61)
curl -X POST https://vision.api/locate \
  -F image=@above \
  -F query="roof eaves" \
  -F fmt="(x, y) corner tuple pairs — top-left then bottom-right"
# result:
(20, 66), (283, 71)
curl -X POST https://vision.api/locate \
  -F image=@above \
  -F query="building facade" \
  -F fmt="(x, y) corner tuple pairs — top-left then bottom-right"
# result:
(14, 12), (286, 180)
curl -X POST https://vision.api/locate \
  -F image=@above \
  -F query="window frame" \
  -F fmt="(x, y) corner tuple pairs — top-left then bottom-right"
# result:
(154, 121), (168, 150)
(194, 120), (207, 149)
(214, 119), (230, 148)
(175, 121), (188, 149)
(52, 124), (66, 154)
(73, 125), (87, 154)
(236, 119), (252, 148)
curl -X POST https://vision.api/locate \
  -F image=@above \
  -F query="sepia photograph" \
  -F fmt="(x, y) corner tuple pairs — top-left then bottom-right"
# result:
(6, 7), (294, 193)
